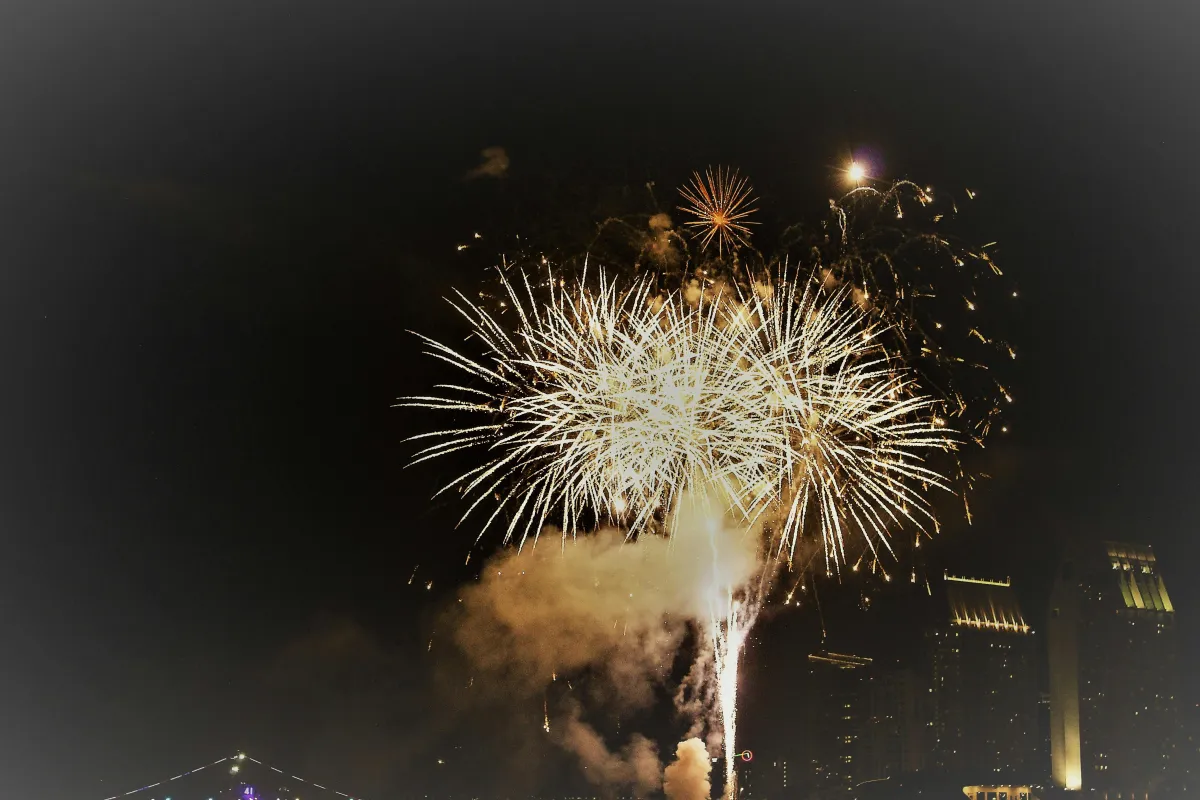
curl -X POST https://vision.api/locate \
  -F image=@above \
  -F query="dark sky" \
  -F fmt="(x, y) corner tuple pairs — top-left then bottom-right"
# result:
(3, 1), (1199, 798)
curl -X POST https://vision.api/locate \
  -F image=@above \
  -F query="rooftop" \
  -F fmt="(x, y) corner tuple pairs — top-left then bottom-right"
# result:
(808, 651), (873, 669)
(945, 572), (1031, 634)
(1105, 540), (1174, 613)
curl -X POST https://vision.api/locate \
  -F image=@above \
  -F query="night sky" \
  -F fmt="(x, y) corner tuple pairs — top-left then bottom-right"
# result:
(3, 2), (1199, 798)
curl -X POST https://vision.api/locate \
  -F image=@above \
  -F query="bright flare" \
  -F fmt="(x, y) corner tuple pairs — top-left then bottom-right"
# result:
(847, 161), (866, 183)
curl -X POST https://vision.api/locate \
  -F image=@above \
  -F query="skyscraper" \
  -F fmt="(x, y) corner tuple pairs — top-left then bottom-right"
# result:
(861, 666), (927, 778)
(799, 651), (873, 795)
(1048, 541), (1178, 796)
(795, 651), (927, 796)
(930, 574), (1039, 778)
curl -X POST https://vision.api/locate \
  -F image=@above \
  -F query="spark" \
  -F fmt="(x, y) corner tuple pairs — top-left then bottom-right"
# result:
(847, 162), (866, 184)
(677, 166), (758, 256)
(403, 266), (955, 568)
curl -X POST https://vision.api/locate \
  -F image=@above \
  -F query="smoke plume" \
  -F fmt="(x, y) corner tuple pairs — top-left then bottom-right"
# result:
(663, 738), (713, 800)
(560, 700), (662, 796)
(465, 146), (510, 179)
(449, 493), (763, 794)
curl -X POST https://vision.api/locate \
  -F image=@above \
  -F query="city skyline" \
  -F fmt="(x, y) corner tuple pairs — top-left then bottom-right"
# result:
(80, 541), (1194, 800)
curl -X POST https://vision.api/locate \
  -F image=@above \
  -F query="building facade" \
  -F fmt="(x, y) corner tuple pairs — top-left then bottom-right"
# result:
(794, 651), (928, 797)
(1048, 541), (1178, 796)
(861, 666), (927, 779)
(930, 574), (1040, 778)
(799, 651), (874, 795)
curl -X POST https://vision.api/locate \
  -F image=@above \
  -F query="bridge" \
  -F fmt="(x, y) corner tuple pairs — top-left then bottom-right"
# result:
(100, 752), (364, 800)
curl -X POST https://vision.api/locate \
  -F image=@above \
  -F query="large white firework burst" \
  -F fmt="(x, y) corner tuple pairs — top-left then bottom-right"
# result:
(403, 267), (955, 567)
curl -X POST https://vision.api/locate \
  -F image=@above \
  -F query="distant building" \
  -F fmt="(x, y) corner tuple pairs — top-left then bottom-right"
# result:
(740, 758), (790, 800)
(961, 784), (1041, 799)
(1048, 541), (1179, 796)
(861, 666), (927, 778)
(794, 651), (926, 797)
(930, 574), (1039, 778)
(1181, 701), (1200, 792)
(800, 651), (874, 795)
(1037, 691), (1052, 779)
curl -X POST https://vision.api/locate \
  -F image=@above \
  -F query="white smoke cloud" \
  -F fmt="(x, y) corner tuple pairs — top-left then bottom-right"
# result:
(449, 493), (764, 794)
(452, 529), (688, 707)
(645, 212), (681, 266)
(663, 738), (713, 800)
(559, 700), (662, 797)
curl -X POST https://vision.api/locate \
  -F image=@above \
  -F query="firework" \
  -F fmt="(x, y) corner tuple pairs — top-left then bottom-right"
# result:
(677, 167), (759, 256)
(784, 178), (1016, 447)
(411, 165), (997, 799)
(474, 172), (1013, 458)
(403, 266), (954, 566)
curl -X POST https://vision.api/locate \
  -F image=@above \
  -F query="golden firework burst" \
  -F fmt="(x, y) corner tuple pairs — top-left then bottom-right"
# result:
(677, 166), (759, 256)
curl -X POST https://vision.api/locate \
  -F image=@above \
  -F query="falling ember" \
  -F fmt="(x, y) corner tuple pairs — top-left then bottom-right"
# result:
(543, 697), (551, 733)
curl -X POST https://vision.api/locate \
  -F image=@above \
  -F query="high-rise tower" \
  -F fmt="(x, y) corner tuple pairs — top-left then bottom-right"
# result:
(1048, 541), (1178, 795)
(930, 574), (1039, 777)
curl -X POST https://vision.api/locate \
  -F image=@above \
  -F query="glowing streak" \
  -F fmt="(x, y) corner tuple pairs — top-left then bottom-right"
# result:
(708, 567), (756, 799)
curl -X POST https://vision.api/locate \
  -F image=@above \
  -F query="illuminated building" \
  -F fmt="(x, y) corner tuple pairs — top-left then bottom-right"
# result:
(1048, 541), (1178, 796)
(960, 784), (1040, 799)
(930, 574), (1039, 778)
